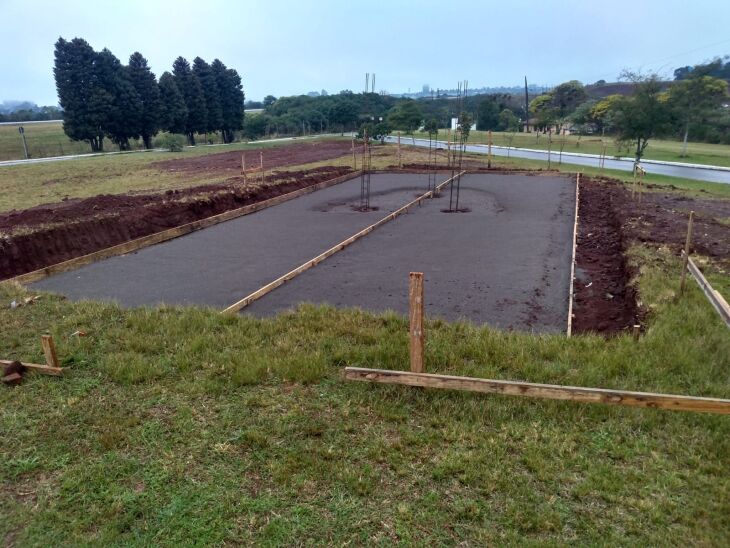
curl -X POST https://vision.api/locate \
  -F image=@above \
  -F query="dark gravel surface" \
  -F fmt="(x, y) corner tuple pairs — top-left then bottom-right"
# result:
(245, 173), (576, 332)
(32, 172), (576, 332)
(30, 174), (436, 308)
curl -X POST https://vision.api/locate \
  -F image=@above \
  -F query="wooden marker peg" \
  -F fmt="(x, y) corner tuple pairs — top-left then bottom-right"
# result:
(679, 211), (694, 294)
(41, 335), (59, 368)
(409, 272), (425, 373)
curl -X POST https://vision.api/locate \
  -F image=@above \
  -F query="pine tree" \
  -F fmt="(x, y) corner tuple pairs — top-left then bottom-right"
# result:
(95, 48), (142, 150)
(54, 37), (105, 151)
(127, 52), (162, 149)
(172, 57), (207, 145)
(192, 57), (223, 137)
(158, 72), (187, 135)
(211, 59), (245, 143)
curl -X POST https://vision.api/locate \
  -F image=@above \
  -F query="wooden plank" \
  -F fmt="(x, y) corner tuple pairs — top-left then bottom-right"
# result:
(566, 173), (580, 336)
(409, 272), (424, 373)
(222, 171), (466, 314)
(0, 359), (64, 376)
(679, 211), (694, 293)
(40, 335), (59, 368)
(9, 171), (360, 285)
(343, 367), (730, 415)
(686, 256), (730, 328)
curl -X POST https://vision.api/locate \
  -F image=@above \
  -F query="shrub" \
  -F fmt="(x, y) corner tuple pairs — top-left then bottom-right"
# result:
(154, 133), (186, 152)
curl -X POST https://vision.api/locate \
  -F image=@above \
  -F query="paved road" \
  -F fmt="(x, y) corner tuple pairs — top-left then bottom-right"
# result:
(385, 136), (730, 184)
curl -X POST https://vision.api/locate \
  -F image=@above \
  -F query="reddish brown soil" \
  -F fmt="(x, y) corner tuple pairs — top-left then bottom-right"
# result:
(573, 176), (730, 334)
(0, 166), (352, 280)
(150, 139), (353, 176)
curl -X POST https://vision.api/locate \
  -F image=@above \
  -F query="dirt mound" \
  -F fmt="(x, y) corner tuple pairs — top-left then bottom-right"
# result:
(573, 176), (730, 334)
(573, 178), (639, 334)
(0, 166), (353, 280)
(151, 139), (353, 177)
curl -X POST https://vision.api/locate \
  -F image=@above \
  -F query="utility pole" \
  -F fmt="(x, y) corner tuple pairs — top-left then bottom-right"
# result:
(524, 76), (530, 133)
(18, 126), (29, 159)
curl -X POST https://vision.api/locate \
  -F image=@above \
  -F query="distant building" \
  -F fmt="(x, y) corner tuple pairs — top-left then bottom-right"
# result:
(450, 117), (476, 131)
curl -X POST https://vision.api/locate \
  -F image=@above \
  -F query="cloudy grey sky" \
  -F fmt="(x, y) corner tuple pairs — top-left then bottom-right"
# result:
(1, 0), (729, 105)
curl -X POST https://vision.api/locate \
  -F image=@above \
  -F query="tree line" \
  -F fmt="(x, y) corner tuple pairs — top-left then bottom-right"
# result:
(53, 37), (245, 151)
(529, 70), (729, 157)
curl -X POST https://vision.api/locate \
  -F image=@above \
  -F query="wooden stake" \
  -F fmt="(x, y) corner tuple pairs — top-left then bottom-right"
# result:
(632, 163), (637, 199)
(343, 367), (730, 415)
(488, 130), (492, 168)
(397, 132), (402, 168)
(241, 154), (245, 176)
(409, 272), (424, 373)
(679, 211), (694, 294)
(41, 335), (59, 368)
(260, 151), (264, 184)
(351, 138), (357, 169)
(632, 324), (641, 340)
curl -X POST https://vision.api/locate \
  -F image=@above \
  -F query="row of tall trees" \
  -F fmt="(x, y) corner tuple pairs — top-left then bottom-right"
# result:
(54, 37), (245, 151)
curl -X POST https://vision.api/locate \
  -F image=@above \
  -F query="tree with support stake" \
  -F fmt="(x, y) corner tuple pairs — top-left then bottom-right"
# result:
(18, 126), (29, 159)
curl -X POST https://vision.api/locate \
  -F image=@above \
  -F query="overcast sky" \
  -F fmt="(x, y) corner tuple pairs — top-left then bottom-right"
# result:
(1, 0), (729, 105)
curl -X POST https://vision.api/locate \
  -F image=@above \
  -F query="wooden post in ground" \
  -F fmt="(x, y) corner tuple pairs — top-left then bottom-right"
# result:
(639, 165), (645, 203)
(241, 154), (245, 176)
(547, 129), (552, 169)
(41, 335), (59, 368)
(351, 138), (357, 169)
(397, 132), (402, 168)
(632, 163), (637, 199)
(680, 211), (695, 294)
(488, 130), (492, 168)
(632, 324), (641, 341)
(409, 272), (424, 374)
(260, 152), (264, 184)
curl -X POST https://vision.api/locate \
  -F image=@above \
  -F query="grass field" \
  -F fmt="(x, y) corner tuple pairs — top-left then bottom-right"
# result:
(1, 140), (729, 544)
(1, 244), (729, 544)
(412, 129), (730, 168)
(0, 121), (234, 162)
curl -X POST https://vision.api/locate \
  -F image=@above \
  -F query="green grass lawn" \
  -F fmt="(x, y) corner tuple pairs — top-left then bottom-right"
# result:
(0, 120), (254, 163)
(1, 245), (729, 544)
(411, 130), (730, 168)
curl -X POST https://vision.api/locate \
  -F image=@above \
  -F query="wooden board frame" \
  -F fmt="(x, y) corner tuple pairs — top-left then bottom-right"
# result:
(221, 171), (466, 314)
(685, 255), (730, 328)
(566, 173), (580, 336)
(344, 367), (730, 415)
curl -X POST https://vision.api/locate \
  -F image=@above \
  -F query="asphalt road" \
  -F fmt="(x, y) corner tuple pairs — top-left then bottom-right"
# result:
(385, 136), (730, 184)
